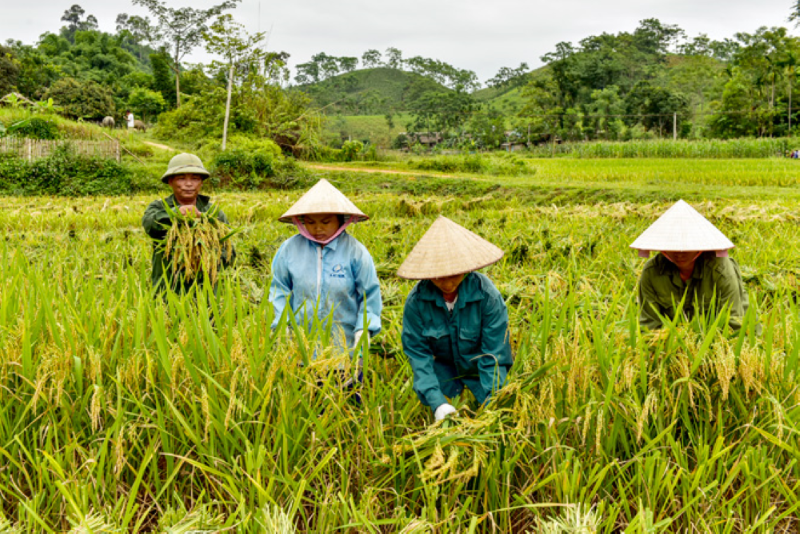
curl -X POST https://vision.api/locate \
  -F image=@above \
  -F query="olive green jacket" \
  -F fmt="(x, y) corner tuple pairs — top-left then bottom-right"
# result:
(638, 252), (750, 332)
(141, 194), (234, 292)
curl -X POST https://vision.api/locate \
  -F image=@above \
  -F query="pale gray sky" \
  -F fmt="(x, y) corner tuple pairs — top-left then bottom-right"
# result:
(2, 0), (796, 84)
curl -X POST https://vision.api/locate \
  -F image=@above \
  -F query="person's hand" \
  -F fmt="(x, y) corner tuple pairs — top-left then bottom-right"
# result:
(178, 205), (200, 216)
(352, 330), (370, 349)
(434, 403), (457, 421)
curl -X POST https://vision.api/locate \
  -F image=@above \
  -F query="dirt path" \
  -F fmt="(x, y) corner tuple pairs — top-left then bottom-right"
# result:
(142, 141), (175, 151)
(306, 164), (455, 178)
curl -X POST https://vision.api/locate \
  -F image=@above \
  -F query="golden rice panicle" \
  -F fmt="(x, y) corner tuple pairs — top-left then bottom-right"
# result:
(738, 341), (765, 395)
(713, 339), (736, 401)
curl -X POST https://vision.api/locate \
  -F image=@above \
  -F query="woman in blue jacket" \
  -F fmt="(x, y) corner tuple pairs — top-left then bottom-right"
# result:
(398, 216), (512, 421)
(269, 179), (382, 354)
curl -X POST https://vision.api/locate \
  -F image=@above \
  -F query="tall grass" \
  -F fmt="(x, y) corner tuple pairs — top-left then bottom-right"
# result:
(1, 188), (800, 531)
(526, 138), (796, 159)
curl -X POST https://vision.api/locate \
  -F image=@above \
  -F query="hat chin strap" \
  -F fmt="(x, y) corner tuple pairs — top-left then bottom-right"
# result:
(293, 216), (356, 245)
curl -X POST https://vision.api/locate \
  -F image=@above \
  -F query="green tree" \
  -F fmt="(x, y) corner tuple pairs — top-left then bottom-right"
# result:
(60, 4), (98, 43)
(315, 53), (340, 79)
(294, 60), (319, 85)
(0, 45), (20, 96)
(625, 81), (689, 137)
(7, 42), (61, 98)
(128, 86), (165, 121)
(204, 14), (268, 149)
(45, 77), (115, 119)
(132, 0), (240, 107)
(115, 13), (158, 63)
(518, 74), (564, 141)
(585, 85), (626, 139)
(361, 49), (381, 68)
(385, 47), (403, 69)
(338, 57), (358, 73)
(487, 63), (529, 89)
(407, 87), (477, 140)
(709, 70), (764, 137)
(150, 51), (176, 106)
(467, 106), (507, 149)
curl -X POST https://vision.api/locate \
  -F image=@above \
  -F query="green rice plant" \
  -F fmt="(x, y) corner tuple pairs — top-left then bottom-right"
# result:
(525, 137), (795, 159)
(3, 167), (800, 531)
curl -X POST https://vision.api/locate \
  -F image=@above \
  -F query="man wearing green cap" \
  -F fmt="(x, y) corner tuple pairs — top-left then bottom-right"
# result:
(142, 153), (235, 292)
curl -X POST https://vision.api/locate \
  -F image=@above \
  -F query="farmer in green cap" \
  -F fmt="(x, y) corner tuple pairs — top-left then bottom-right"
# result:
(142, 153), (235, 292)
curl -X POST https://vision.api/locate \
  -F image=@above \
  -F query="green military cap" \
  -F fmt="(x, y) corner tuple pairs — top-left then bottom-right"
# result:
(161, 153), (210, 184)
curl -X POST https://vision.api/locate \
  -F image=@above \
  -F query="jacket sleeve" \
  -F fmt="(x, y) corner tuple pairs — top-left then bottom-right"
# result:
(402, 294), (448, 411)
(268, 243), (292, 330)
(352, 245), (382, 336)
(142, 200), (171, 240)
(216, 208), (237, 267)
(638, 268), (664, 330)
(477, 288), (512, 404)
(715, 259), (747, 332)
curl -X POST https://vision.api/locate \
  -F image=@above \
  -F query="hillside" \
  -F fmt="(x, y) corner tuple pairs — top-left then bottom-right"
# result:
(299, 67), (450, 116)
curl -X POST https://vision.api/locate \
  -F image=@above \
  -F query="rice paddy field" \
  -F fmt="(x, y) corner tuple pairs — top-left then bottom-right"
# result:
(2, 158), (800, 532)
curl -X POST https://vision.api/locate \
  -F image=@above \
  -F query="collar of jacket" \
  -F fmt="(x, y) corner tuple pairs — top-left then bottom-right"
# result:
(418, 272), (484, 308)
(165, 194), (211, 210)
(300, 231), (346, 252)
(656, 251), (711, 281)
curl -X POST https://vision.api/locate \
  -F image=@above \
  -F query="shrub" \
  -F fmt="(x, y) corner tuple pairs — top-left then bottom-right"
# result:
(6, 117), (61, 140)
(0, 145), (132, 196)
(210, 141), (311, 191)
(341, 140), (364, 162)
(213, 148), (274, 189)
(153, 90), (226, 143)
(408, 154), (486, 173)
(406, 153), (532, 176)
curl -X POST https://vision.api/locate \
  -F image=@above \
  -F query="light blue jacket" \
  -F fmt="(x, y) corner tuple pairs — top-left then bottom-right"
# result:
(269, 232), (382, 348)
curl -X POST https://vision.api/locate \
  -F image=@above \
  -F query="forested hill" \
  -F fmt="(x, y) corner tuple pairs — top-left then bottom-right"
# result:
(296, 67), (449, 116)
(298, 19), (800, 142)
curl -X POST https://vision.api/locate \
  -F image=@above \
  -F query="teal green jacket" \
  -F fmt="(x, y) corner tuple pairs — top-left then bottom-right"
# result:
(401, 272), (513, 410)
(638, 252), (750, 332)
(141, 194), (234, 292)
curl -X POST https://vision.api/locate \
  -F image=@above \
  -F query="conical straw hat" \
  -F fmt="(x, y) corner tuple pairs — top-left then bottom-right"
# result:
(279, 179), (368, 222)
(397, 216), (504, 279)
(630, 200), (734, 256)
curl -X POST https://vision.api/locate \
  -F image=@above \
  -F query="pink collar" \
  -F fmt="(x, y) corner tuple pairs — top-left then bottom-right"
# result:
(292, 215), (356, 245)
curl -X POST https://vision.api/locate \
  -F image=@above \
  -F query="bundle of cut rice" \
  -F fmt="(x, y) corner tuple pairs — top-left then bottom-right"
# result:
(161, 203), (238, 286)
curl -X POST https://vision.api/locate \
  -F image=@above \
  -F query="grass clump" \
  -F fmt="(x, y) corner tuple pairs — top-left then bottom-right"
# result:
(527, 137), (793, 158)
(0, 144), (132, 196)
(406, 152), (533, 175)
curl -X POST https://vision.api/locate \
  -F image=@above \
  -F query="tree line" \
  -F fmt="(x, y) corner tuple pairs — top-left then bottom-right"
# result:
(4, 3), (800, 149)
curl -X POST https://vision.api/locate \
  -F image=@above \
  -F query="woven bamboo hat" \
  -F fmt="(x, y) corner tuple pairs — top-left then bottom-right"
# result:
(161, 153), (210, 184)
(397, 216), (504, 279)
(279, 179), (368, 223)
(630, 200), (734, 258)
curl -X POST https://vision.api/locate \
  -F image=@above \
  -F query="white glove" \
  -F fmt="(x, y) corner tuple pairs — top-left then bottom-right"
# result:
(353, 330), (370, 349)
(434, 403), (457, 421)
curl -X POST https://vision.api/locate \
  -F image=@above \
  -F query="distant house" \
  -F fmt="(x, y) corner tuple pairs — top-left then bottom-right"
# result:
(501, 141), (527, 152)
(0, 92), (34, 107)
(406, 132), (443, 147)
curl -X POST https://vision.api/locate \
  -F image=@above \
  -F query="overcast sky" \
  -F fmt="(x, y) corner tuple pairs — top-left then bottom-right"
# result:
(3, 0), (797, 83)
